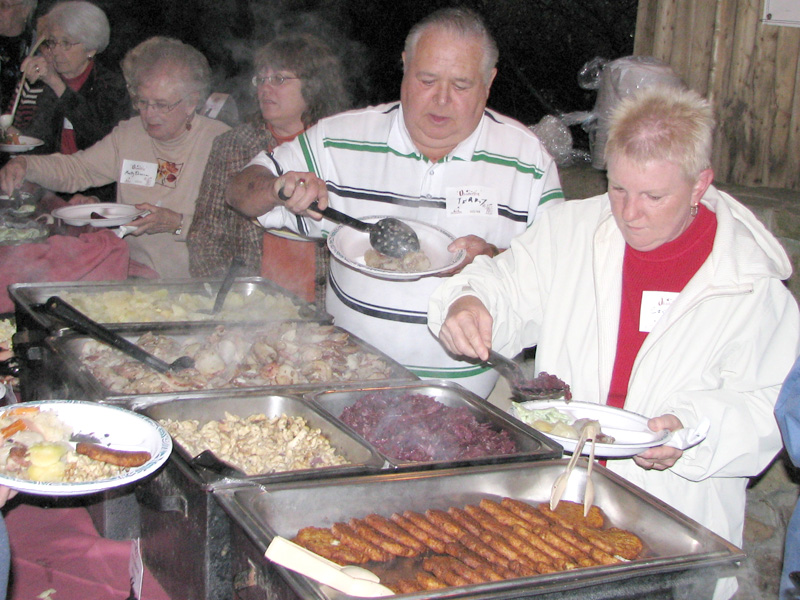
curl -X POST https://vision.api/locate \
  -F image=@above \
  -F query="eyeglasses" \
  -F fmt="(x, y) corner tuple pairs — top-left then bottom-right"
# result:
(251, 74), (299, 87)
(133, 94), (189, 115)
(41, 39), (81, 51)
(0, 2), (25, 10)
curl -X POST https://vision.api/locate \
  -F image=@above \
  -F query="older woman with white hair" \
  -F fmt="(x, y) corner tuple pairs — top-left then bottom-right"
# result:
(0, 37), (230, 278)
(18, 0), (129, 160)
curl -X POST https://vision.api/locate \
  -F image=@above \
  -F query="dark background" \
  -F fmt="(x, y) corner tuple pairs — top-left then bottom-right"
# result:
(39, 0), (638, 145)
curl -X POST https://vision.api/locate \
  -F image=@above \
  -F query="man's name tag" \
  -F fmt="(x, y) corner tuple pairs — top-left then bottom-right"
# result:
(121, 159), (157, 187)
(639, 290), (679, 332)
(446, 186), (497, 217)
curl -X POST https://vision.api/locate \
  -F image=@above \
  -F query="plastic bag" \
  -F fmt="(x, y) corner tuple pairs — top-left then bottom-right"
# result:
(530, 115), (591, 168)
(582, 56), (687, 169)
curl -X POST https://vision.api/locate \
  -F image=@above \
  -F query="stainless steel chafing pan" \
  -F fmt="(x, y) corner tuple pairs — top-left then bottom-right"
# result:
(214, 461), (743, 600)
(134, 391), (388, 487)
(48, 321), (415, 403)
(305, 380), (563, 470)
(9, 277), (328, 332)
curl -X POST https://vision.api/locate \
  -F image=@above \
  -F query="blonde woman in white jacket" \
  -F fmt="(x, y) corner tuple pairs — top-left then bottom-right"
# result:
(428, 86), (800, 600)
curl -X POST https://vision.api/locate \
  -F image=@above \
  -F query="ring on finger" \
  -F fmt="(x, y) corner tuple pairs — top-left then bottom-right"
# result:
(34, 66), (40, 73)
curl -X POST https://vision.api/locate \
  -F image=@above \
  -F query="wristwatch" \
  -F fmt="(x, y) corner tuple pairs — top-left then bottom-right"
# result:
(173, 214), (184, 236)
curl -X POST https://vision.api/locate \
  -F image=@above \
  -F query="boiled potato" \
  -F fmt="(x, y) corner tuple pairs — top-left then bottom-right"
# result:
(27, 461), (66, 482)
(28, 442), (67, 466)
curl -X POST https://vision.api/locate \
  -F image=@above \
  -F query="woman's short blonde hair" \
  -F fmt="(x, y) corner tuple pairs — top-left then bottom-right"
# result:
(606, 86), (715, 180)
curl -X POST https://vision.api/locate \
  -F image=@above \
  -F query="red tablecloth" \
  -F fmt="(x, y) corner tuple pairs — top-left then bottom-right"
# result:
(5, 503), (170, 600)
(0, 229), (158, 313)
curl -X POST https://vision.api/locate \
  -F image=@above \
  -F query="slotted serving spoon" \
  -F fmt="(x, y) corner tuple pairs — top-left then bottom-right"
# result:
(277, 187), (420, 259)
(41, 296), (195, 373)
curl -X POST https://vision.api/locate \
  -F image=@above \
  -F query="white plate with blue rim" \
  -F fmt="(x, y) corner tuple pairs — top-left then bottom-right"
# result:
(0, 135), (44, 153)
(510, 400), (673, 458)
(52, 203), (145, 228)
(0, 400), (172, 496)
(327, 215), (467, 281)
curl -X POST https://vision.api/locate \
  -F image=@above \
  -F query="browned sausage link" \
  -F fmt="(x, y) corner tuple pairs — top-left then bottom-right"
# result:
(331, 522), (392, 562)
(500, 497), (551, 528)
(443, 543), (504, 581)
(425, 509), (472, 540)
(75, 442), (151, 467)
(364, 513), (427, 554)
(293, 526), (367, 564)
(393, 579), (423, 594)
(422, 556), (471, 587)
(480, 498), (534, 529)
(456, 530), (514, 572)
(349, 518), (416, 557)
(423, 556), (486, 583)
(448, 507), (494, 543)
(512, 525), (577, 570)
(461, 507), (542, 572)
(415, 571), (448, 590)
(390, 513), (447, 554)
(403, 511), (456, 544)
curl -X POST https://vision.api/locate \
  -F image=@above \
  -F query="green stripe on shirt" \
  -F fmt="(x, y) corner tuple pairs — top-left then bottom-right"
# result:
(471, 150), (546, 177)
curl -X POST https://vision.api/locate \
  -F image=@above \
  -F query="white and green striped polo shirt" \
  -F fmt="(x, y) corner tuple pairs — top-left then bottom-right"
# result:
(251, 102), (563, 397)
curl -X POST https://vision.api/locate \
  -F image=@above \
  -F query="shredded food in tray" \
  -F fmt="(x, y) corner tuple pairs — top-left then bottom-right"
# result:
(79, 323), (396, 394)
(161, 412), (349, 475)
(0, 319), (14, 351)
(291, 498), (644, 593)
(60, 287), (303, 323)
(0, 406), (132, 483)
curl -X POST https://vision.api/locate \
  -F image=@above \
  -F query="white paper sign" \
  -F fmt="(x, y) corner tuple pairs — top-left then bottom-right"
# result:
(639, 290), (679, 332)
(121, 159), (157, 187)
(446, 186), (498, 217)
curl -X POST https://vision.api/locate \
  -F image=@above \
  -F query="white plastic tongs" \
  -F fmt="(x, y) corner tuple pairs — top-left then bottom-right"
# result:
(550, 421), (598, 517)
(265, 535), (394, 597)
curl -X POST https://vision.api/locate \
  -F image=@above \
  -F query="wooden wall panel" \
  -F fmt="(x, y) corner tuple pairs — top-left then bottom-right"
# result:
(635, 0), (800, 190)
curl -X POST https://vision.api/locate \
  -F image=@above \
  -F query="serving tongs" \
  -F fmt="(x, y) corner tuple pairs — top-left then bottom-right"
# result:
(40, 296), (195, 373)
(550, 421), (598, 517)
(266, 536), (394, 597)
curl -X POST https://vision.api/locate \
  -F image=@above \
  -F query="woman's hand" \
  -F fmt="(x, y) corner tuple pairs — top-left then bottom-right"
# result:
(439, 235), (500, 275)
(67, 194), (99, 206)
(128, 203), (182, 236)
(438, 295), (494, 361)
(0, 486), (18, 508)
(0, 157), (27, 197)
(21, 56), (65, 96)
(633, 414), (684, 471)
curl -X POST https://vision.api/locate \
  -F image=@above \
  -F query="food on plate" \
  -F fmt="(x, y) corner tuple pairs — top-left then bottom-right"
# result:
(512, 371), (572, 401)
(59, 286), (304, 323)
(1, 131), (20, 145)
(364, 248), (432, 273)
(79, 322), (396, 394)
(0, 319), (14, 353)
(0, 406), (150, 483)
(160, 411), (349, 475)
(513, 406), (616, 444)
(338, 390), (517, 461)
(290, 498), (644, 593)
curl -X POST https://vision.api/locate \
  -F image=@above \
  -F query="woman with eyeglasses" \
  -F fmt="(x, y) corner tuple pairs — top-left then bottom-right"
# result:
(188, 33), (350, 302)
(0, 36), (230, 278)
(14, 1), (129, 201)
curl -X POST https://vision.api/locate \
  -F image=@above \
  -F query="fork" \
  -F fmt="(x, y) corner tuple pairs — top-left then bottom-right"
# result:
(550, 421), (598, 512)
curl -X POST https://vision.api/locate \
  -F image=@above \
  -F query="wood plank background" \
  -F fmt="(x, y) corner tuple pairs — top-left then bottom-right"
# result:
(634, 0), (800, 190)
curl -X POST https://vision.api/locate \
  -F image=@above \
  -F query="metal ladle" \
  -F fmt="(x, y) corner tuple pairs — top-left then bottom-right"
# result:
(278, 187), (420, 259)
(41, 296), (195, 373)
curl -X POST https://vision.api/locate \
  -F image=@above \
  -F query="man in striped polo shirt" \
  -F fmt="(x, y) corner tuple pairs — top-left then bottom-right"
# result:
(227, 7), (563, 397)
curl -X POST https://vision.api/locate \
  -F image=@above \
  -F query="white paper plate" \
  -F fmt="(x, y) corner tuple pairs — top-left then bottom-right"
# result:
(327, 216), (467, 280)
(510, 400), (672, 458)
(52, 203), (145, 228)
(0, 400), (172, 496)
(0, 136), (44, 153)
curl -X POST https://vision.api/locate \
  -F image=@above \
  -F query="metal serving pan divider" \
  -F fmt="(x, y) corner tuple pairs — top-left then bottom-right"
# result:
(45, 320), (416, 404)
(214, 461), (744, 600)
(131, 389), (395, 600)
(304, 380), (563, 470)
(9, 276), (330, 334)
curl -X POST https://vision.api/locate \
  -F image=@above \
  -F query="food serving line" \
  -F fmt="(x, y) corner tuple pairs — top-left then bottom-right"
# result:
(2, 277), (744, 599)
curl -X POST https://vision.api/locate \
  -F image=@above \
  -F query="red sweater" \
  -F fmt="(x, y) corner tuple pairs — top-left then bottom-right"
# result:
(607, 205), (717, 409)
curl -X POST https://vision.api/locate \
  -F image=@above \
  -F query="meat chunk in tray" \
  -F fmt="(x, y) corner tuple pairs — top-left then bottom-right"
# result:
(292, 498), (644, 594)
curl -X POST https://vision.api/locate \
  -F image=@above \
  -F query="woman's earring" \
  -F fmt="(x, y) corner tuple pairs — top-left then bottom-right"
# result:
(690, 204), (698, 217)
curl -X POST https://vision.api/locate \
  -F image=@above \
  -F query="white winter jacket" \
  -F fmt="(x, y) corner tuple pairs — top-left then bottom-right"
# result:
(429, 186), (800, 581)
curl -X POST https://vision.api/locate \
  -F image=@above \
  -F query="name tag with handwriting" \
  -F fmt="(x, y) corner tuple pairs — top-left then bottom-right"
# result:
(639, 290), (679, 332)
(446, 186), (498, 217)
(121, 159), (157, 187)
